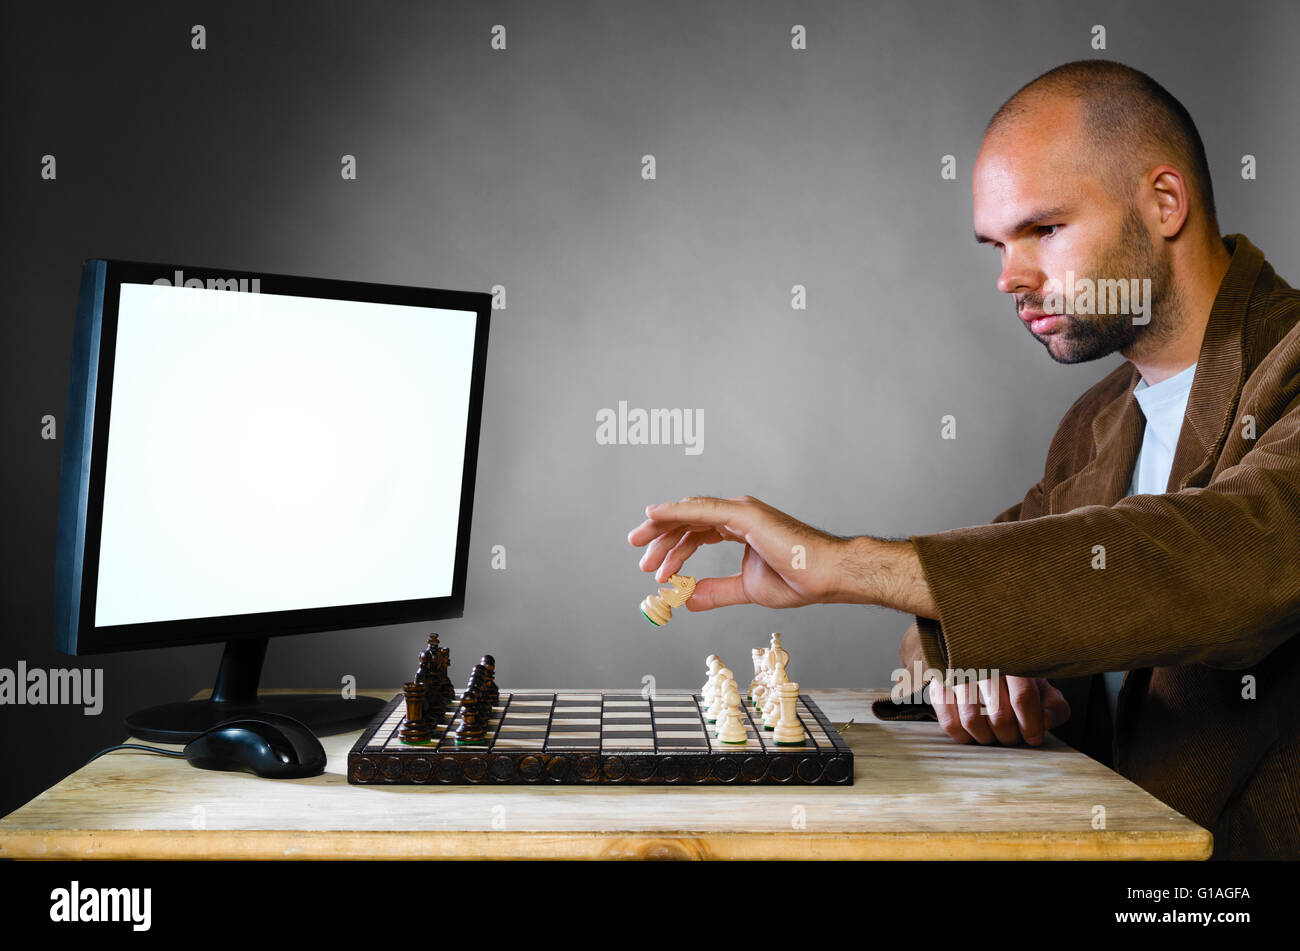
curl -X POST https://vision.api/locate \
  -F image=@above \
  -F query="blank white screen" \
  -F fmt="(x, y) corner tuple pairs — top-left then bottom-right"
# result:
(94, 282), (478, 626)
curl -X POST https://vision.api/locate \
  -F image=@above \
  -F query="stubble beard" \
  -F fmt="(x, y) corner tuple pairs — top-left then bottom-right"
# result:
(1028, 205), (1181, 364)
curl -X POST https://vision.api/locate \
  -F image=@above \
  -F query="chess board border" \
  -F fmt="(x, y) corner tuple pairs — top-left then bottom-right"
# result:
(347, 690), (853, 786)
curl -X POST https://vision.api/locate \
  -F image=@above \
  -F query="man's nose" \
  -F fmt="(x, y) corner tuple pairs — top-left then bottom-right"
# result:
(997, 251), (1040, 296)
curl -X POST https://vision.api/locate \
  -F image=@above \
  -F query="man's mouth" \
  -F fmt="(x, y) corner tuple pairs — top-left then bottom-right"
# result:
(1020, 310), (1061, 334)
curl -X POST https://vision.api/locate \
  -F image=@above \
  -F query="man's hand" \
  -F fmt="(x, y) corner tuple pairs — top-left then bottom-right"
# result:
(626, 495), (846, 611)
(927, 673), (1070, 746)
(628, 495), (939, 616)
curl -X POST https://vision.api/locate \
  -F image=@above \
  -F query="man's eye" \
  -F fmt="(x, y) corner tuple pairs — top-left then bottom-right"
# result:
(1037, 224), (1059, 238)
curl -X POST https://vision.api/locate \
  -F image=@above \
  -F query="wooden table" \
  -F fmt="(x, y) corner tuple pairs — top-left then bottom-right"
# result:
(0, 688), (1212, 860)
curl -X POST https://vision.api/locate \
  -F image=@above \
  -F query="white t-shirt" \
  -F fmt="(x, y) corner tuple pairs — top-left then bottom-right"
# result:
(1101, 361), (1199, 724)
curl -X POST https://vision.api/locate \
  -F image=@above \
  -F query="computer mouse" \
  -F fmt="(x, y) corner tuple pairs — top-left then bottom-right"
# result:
(183, 712), (327, 779)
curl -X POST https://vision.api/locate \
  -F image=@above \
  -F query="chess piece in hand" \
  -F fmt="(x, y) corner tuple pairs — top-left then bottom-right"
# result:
(628, 495), (846, 612)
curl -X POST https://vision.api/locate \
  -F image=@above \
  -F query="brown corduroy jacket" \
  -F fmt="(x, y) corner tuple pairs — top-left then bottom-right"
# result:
(877, 233), (1300, 860)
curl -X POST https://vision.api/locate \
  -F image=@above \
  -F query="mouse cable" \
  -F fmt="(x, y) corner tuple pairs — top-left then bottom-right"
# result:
(85, 744), (188, 767)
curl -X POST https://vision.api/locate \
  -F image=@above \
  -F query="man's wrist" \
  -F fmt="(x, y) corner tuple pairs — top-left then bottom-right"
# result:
(827, 534), (939, 618)
(827, 534), (885, 605)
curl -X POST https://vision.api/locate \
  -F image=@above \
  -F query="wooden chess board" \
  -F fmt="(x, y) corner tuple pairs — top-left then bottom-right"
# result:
(347, 689), (853, 785)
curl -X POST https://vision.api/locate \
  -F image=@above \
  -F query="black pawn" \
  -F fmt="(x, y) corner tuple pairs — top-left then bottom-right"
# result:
(463, 665), (485, 703)
(453, 682), (487, 743)
(480, 655), (499, 707)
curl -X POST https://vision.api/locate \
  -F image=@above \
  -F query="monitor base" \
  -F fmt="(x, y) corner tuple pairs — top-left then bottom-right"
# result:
(125, 693), (386, 744)
(124, 635), (385, 743)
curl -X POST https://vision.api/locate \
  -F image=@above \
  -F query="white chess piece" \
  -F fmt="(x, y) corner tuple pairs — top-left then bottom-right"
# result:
(713, 682), (735, 732)
(754, 648), (777, 709)
(641, 574), (696, 626)
(762, 657), (788, 726)
(714, 682), (739, 735)
(748, 648), (766, 699)
(717, 684), (748, 743)
(702, 655), (722, 703)
(773, 682), (806, 745)
(713, 703), (734, 736)
(707, 668), (734, 721)
(768, 632), (789, 677)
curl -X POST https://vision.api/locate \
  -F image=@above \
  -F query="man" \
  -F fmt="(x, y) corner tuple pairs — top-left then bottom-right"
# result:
(627, 61), (1300, 859)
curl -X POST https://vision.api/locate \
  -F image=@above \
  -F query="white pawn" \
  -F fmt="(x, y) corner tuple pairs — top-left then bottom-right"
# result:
(701, 655), (722, 703)
(753, 649), (776, 710)
(707, 668), (734, 721)
(748, 648), (766, 700)
(714, 703), (735, 737)
(773, 682), (806, 745)
(717, 685), (748, 743)
(762, 657), (789, 726)
(761, 682), (780, 726)
(713, 682), (737, 735)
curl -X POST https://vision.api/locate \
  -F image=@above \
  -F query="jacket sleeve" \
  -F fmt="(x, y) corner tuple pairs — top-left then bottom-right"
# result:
(909, 391), (1300, 679)
(899, 479), (1046, 675)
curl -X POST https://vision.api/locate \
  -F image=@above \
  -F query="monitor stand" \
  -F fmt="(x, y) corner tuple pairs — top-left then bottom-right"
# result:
(124, 637), (386, 743)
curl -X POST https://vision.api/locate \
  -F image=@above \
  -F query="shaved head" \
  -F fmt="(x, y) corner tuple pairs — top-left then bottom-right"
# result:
(986, 60), (1217, 232)
(971, 60), (1227, 370)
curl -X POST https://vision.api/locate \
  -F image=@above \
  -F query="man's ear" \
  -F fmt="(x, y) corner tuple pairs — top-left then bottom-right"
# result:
(1148, 164), (1190, 238)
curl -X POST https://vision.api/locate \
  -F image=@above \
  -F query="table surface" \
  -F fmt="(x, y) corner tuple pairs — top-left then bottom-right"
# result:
(0, 687), (1212, 860)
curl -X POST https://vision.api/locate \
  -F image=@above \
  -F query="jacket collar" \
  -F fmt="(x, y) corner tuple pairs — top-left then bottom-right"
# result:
(1048, 233), (1266, 513)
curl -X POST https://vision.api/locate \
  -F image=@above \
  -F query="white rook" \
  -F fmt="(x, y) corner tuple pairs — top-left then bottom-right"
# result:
(773, 682), (806, 745)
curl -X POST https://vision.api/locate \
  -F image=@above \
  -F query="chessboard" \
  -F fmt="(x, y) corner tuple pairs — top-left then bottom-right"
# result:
(347, 689), (853, 786)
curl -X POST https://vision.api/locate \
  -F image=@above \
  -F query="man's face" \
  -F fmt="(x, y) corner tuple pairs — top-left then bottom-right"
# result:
(972, 102), (1176, 363)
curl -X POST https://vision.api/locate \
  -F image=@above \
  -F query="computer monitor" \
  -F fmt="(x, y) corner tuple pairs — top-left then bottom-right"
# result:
(55, 260), (491, 741)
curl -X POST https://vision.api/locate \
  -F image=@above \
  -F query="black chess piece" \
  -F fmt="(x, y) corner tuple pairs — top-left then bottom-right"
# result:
(417, 634), (445, 712)
(453, 681), (487, 743)
(464, 665), (486, 709)
(480, 655), (499, 707)
(465, 664), (494, 730)
(415, 637), (438, 708)
(399, 681), (433, 744)
(437, 646), (455, 705)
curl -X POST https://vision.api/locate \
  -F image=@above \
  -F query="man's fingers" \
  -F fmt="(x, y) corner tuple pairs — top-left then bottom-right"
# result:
(953, 680), (996, 744)
(659, 529), (723, 581)
(928, 678), (973, 743)
(635, 498), (752, 537)
(932, 675), (1070, 747)
(628, 517), (685, 547)
(637, 526), (689, 574)
(979, 677), (1020, 745)
(684, 574), (748, 611)
(1036, 679), (1071, 731)
(1006, 676), (1046, 745)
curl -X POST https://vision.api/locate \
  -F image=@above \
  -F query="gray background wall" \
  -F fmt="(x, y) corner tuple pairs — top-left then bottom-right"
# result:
(2, 0), (1297, 814)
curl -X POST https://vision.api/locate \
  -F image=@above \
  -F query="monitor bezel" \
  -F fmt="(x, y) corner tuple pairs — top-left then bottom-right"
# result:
(57, 259), (491, 655)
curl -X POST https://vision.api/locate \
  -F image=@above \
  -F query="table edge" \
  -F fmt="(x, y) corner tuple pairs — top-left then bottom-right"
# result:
(0, 827), (1213, 861)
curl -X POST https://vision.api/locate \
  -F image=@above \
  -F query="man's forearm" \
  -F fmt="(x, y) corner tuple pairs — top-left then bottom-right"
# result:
(830, 536), (939, 618)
